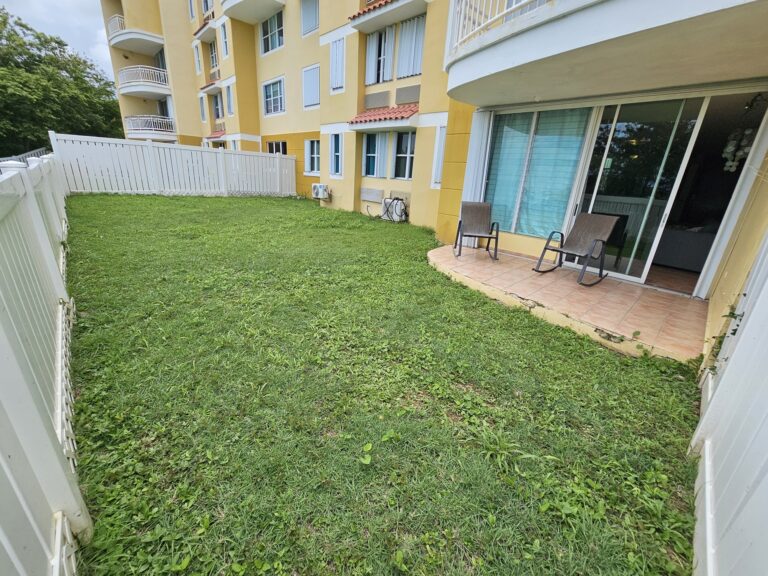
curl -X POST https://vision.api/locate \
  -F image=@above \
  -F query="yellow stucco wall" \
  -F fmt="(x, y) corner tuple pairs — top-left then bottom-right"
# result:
(704, 151), (768, 354)
(263, 131), (321, 197)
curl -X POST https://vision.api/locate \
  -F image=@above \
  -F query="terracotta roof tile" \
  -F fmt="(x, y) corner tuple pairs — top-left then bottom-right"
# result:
(350, 0), (396, 20)
(207, 130), (225, 139)
(349, 103), (419, 124)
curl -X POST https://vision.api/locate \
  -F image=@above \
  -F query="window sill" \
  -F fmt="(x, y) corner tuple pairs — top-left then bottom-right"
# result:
(261, 44), (285, 57)
(264, 111), (286, 118)
(303, 171), (320, 177)
(329, 174), (343, 180)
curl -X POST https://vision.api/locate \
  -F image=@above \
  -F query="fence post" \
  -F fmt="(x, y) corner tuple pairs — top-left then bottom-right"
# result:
(275, 155), (282, 196)
(217, 147), (229, 196)
(145, 140), (162, 194)
(47, 130), (72, 197)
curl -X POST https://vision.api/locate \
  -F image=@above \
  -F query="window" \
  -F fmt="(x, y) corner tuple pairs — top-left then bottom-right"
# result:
(199, 95), (206, 121)
(212, 93), (223, 119)
(193, 43), (202, 74)
(154, 49), (166, 70)
(209, 41), (218, 69)
(263, 78), (284, 115)
(157, 98), (169, 117)
(365, 26), (394, 85)
(202, 0), (212, 13)
(301, 0), (319, 35)
(397, 15), (426, 78)
(302, 65), (320, 109)
(261, 11), (284, 54)
(188, 0), (195, 19)
(304, 139), (320, 174)
(231, 140), (238, 151)
(431, 126), (446, 188)
(220, 21), (229, 58)
(484, 108), (591, 237)
(362, 133), (388, 177)
(330, 38), (345, 92)
(330, 133), (342, 176)
(394, 131), (416, 179)
(268, 141), (288, 155)
(225, 85), (234, 116)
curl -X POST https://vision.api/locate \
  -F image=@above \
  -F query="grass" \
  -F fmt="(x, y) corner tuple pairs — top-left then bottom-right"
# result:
(68, 195), (700, 575)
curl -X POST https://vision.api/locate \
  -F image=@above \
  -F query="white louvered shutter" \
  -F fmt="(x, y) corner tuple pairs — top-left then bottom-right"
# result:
(303, 66), (320, 107)
(330, 39), (344, 91)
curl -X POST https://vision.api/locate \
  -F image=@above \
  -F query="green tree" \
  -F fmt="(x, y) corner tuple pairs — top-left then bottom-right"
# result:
(0, 8), (122, 156)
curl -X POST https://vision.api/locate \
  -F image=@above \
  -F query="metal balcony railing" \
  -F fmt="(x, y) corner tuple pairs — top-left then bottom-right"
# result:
(125, 115), (175, 134)
(107, 14), (126, 37)
(450, 0), (549, 55)
(118, 66), (169, 86)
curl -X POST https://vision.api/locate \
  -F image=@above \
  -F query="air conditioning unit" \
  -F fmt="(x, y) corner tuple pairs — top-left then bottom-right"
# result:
(312, 183), (329, 200)
(382, 197), (408, 222)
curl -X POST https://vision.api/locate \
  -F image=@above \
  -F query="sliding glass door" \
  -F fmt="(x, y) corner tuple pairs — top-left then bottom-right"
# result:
(578, 98), (704, 279)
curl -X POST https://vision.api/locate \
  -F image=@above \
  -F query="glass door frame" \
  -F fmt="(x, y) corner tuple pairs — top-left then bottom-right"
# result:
(561, 97), (711, 285)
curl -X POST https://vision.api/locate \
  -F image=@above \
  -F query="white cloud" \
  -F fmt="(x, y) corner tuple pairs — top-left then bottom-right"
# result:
(3, 0), (115, 80)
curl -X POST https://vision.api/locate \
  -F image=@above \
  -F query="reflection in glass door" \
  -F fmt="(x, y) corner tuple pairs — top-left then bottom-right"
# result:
(578, 98), (704, 279)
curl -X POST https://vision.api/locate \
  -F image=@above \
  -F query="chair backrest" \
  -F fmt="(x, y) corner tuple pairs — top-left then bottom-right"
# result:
(594, 212), (629, 247)
(562, 213), (619, 255)
(460, 202), (492, 235)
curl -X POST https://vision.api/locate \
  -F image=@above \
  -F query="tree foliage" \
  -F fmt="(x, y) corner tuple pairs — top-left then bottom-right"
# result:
(0, 8), (121, 156)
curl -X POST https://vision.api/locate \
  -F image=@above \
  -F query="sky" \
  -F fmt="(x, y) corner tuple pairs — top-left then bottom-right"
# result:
(2, 0), (114, 79)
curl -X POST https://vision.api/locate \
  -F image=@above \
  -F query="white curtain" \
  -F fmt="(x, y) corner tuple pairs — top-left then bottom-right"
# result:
(397, 15), (425, 78)
(376, 133), (389, 177)
(365, 33), (377, 85)
(382, 26), (395, 82)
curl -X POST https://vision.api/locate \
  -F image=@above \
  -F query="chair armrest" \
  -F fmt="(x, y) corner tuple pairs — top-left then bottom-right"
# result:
(546, 230), (564, 245)
(490, 222), (499, 234)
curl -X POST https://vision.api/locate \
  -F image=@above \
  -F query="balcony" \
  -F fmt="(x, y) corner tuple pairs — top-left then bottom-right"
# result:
(350, 0), (429, 33)
(117, 66), (171, 99)
(124, 115), (176, 142)
(194, 10), (217, 42)
(445, 0), (768, 108)
(107, 14), (164, 56)
(221, 0), (285, 24)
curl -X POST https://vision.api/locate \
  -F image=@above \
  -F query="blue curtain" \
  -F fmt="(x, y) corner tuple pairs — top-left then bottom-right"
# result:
(484, 113), (532, 232)
(517, 108), (590, 237)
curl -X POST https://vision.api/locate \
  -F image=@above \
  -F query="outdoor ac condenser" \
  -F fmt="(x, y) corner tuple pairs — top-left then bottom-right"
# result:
(312, 183), (330, 200)
(381, 198), (408, 222)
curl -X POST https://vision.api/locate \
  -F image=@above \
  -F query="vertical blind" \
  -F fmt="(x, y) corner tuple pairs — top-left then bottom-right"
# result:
(485, 108), (590, 237)
(330, 39), (345, 91)
(397, 15), (426, 78)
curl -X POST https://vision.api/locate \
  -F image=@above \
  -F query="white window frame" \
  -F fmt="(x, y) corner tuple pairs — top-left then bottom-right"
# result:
(431, 125), (447, 189)
(199, 95), (206, 122)
(304, 139), (320, 175)
(225, 85), (234, 116)
(209, 41), (218, 70)
(365, 26), (394, 86)
(302, 64), (320, 110)
(202, 0), (212, 13)
(393, 131), (416, 180)
(261, 11), (284, 54)
(362, 133), (388, 178)
(231, 140), (238, 151)
(220, 20), (230, 58)
(188, 0), (195, 20)
(330, 133), (343, 178)
(301, 0), (319, 36)
(267, 141), (288, 155)
(262, 77), (285, 116)
(193, 42), (202, 75)
(330, 38), (345, 94)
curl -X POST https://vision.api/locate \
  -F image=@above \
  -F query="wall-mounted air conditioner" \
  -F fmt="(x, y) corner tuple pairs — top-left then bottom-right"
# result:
(312, 183), (329, 200)
(382, 197), (408, 222)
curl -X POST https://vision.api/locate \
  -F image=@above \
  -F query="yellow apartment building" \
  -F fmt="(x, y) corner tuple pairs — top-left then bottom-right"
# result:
(102, 0), (768, 363)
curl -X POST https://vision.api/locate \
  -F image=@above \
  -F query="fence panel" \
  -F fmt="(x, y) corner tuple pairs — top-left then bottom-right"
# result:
(50, 132), (296, 197)
(0, 157), (91, 575)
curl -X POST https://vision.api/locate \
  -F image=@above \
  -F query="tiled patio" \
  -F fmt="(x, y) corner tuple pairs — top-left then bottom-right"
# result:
(428, 245), (708, 361)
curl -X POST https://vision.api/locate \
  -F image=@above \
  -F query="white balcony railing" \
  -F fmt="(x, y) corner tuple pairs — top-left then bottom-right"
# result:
(450, 0), (549, 54)
(125, 115), (175, 134)
(118, 66), (169, 86)
(107, 14), (126, 37)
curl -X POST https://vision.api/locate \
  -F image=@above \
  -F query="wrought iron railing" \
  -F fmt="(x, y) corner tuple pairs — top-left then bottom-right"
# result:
(450, 0), (549, 55)
(118, 65), (169, 86)
(125, 115), (175, 134)
(107, 14), (126, 37)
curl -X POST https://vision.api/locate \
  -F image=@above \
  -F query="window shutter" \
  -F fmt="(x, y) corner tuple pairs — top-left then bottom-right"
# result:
(304, 140), (311, 171)
(301, 0), (319, 35)
(365, 33), (377, 86)
(303, 66), (320, 107)
(376, 133), (388, 177)
(432, 126), (446, 186)
(383, 26), (395, 82)
(330, 39), (344, 91)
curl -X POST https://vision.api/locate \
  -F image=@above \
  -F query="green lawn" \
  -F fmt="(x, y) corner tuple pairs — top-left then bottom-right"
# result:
(68, 196), (699, 575)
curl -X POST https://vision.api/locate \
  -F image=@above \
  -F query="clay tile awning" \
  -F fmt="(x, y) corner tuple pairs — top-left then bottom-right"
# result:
(207, 130), (225, 139)
(349, 103), (419, 125)
(350, 0), (396, 20)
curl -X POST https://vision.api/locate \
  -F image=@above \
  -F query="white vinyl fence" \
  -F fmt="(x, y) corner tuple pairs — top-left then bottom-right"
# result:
(0, 156), (91, 576)
(691, 230), (768, 576)
(50, 132), (296, 197)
